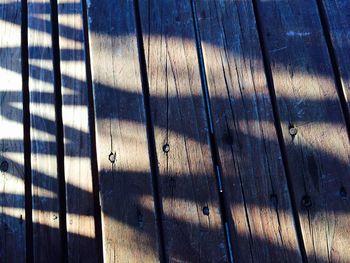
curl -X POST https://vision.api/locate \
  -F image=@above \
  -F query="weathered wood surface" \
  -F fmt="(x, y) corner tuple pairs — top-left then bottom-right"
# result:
(255, 0), (350, 262)
(57, 0), (98, 261)
(139, 0), (228, 261)
(87, 0), (161, 261)
(0, 1), (26, 261)
(1, 0), (350, 261)
(28, 0), (61, 261)
(195, 1), (303, 262)
(321, 0), (350, 114)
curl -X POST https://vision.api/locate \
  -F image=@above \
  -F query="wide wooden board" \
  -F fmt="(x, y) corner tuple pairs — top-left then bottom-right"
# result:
(87, 0), (161, 261)
(139, 0), (228, 261)
(255, 0), (350, 262)
(0, 1), (26, 261)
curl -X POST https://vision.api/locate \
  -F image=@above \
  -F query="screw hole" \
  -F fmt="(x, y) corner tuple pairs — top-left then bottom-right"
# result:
(301, 195), (312, 208)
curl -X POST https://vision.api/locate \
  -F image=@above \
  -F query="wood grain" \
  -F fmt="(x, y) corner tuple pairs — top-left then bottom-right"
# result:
(28, 0), (61, 261)
(87, 0), (161, 261)
(139, 0), (228, 261)
(255, 0), (350, 262)
(0, 1), (26, 261)
(195, 1), (303, 262)
(57, 0), (98, 261)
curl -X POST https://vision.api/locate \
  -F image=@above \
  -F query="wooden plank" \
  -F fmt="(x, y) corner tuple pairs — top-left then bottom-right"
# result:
(320, 0), (350, 114)
(139, 0), (228, 261)
(255, 1), (350, 262)
(28, 0), (61, 261)
(0, 1), (26, 261)
(57, 0), (98, 261)
(194, 1), (302, 262)
(86, 0), (161, 261)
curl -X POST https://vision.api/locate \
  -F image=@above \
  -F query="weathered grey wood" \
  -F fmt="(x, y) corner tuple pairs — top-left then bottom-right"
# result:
(139, 0), (228, 261)
(255, 0), (350, 262)
(57, 0), (98, 261)
(195, 1), (302, 262)
(0, 1), (26, 261)
(87, 0), (161, 261)
(28, 0), (61, 261)
(321, 0), (350, 116)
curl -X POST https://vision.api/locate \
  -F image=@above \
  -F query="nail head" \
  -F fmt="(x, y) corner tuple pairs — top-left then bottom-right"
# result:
(0, 161), (9, 172)
(202, 206), (210, 216)
(270, 194), (278, 208)
(289, 125), (298, 136)
(340, 186), (347, 200)
(108, 152), (116, 164)
(163, 143), (170, 153)
(224, 133), (234, 145)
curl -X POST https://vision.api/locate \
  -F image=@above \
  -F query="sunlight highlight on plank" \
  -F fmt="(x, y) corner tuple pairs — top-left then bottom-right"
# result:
(0, 20), (21, 48)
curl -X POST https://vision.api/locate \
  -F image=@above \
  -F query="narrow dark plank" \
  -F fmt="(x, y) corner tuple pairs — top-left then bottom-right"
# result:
(255, 0), (350, 262)
(139, 0), (228, 262)
(57, 0), (98, 261)
(28, 0), (61, 261)
(320, 0), (350, 119)
(0, 1), (26, 261)
(87, 0), (161, 261)
(194, 1), (303, 262)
